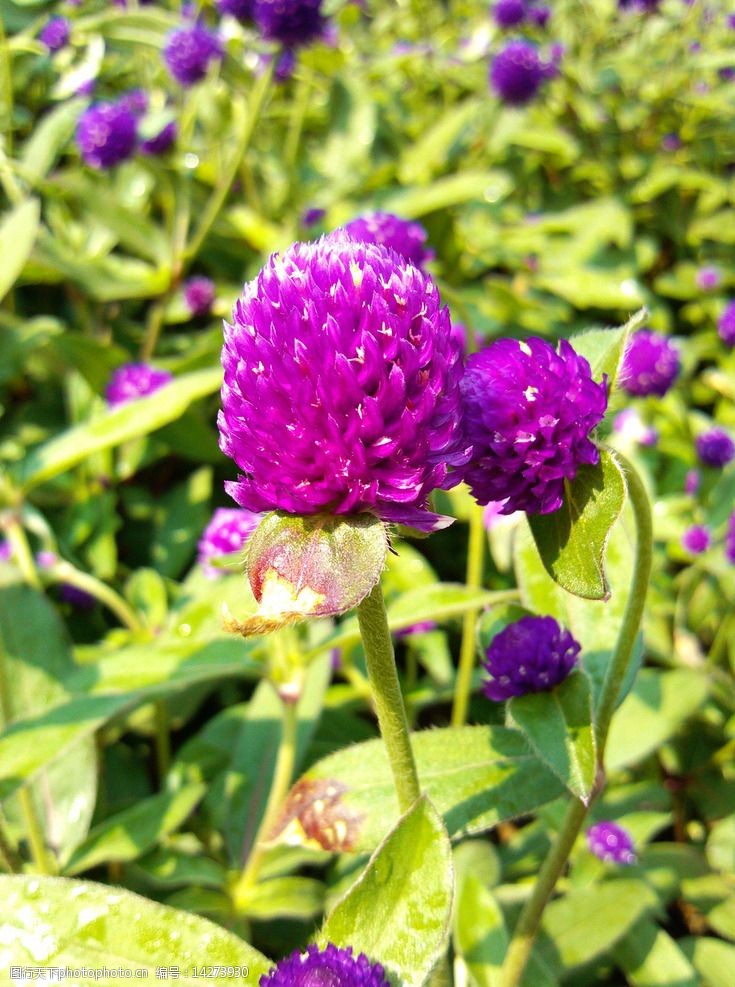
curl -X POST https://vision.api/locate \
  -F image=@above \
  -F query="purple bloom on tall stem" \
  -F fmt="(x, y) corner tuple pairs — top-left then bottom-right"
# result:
(587, 821), (636, 865)
(681, 524), (711, 555)
(140, 120), (178, 155)
(696, 265), (721, 292)
(106, 363), (173, 407)
(489, 40), (550, 105)
(696, 428), (735, 468)
(218, 233), (469, 532)
(39, 16), (71, 51)
(460, 337), (607, 515)
(718, 300), (735, 347)
(493, 0), (527, 29)
(482, 615), (580, 701)
(725, 512), (735, 565)
(197, 508), (260, 578)
(163, 23), (223, 86)
(254, 0), (326, 48)
(184, 276), (216, 316)
(343, 212), (434, 271)
(76, 102), (138, 169)
(260, 944), (389, 987)
(620, 329), (680, 397)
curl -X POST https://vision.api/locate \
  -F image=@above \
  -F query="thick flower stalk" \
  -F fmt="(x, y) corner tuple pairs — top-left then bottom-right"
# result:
(460, 337), (608, 515)
(620, 329), (679, 397)
(219, 232), (468, 532)
(260, 944), (389, 987)
(343, 212), (434, 271)
(482, 615), (580, 701)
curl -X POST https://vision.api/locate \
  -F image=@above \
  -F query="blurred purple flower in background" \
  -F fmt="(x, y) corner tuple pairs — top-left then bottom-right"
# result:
(39, 17), (71, 51)
(163, 23), (223, 86)
(725, 512), (735, 565)
(0, 541), (12, 562)
(482, 615), (580, 701)
(696, 265), (721, 292)
(489, 40), (551, 105)
(140, 120), (178, 155)
(197, 508), (260, 578)
(681, 524), (711, 555)
(302, 206), (326, 227)
(343, 212), (434, 270)
(106, 363), (173, 407)
(587, 821), (637, 864)
(217, 0), (255, 21)
(76, 101), (138, 169)
(613, 408), (658, 447)
(184, 276), (216, 316)
(493, 0), (527, 29)
(696, 428), (735, 468)
(254, 0), (326, 48)
(718, 300), (735, 346)
(684, 469), (700, 495)
(620, 329), (680, 397)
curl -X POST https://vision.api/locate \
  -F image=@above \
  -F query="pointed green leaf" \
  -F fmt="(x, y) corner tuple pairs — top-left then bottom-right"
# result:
(571, 308), (647, 393)
(0, 199), (40, 302)
(453, 874), (508, 986)
(614, 919), (698, 987)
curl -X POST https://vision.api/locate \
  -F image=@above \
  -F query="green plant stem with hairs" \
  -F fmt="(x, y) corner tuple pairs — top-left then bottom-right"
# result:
(452, 503), (486, 727)
(499, 452), (653, 987)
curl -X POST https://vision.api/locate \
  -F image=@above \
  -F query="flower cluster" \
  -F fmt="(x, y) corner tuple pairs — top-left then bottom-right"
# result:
(343, 212), (434, 271)
(681, 524), (711, 555)
(163, 22), (223, 87)
(260, 944), (389, 987)
(184, 276), (216, 316)
(76, 96), (177, 168)
(493, 0), (550, 29)
(197, 508), (260, 578)
(482, 615), (580, 701)
(696, 428), (735, 468)
(254, 0), (326, 49)
(620, 329), (679, 397)
(718, 300), (735, 347)
(106, 363), (173, 407)
(39, 17), (70, 52)
(587, 821), (636, 865)
(489, 40), (556, 105)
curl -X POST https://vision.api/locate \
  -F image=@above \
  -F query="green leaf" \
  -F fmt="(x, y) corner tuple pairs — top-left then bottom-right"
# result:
(680, 936), (735, 987)
(509, 671), (597, 802)
(274, 726), (563, 854)
(243, 876), (325, 921)
(0, 199), (40, 303)
(319, 797), (453, 987)
(571, 308), (647, 393)
(133, 846), (227, 890)
(453, 874), (508, 986)
(151, 467), (212, 579)
(18, 367), (221, 491)
(707, 814), (735, 875)
(614, 919), (698, 987)
(528, 449), (627, 601)
(19, 99), (86, 183)
(0, 875), (271, 982)
(64, 784), (206, 874)
(383, 170), (512, 218)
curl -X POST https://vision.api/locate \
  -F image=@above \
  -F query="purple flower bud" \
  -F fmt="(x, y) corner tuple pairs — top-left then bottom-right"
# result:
(183, 276), (216, 316)
(218, 233), (469, 532)
(106, 363), (173, 407)
(681, 524), (711, 555)
(163, 24), (223, 87)
(587, 820), (636, 865)
(620, 329), (680, 397)
(140, 119), (178, 155)
(254, 0), (326, 48)
(718, 300), (735, 347)
(489, 40), (550, 105)
(460, 337), (608, 516)
(493, 0), (527, 29)
(343, 212), (434, 271)
(76, 101), (138, 170)
(0, 540), (12, 563)
(684, 469), (700, 495)
(482, 615), (580, 701)
(197, 507), (260, 578)
(696, 265), (721, 292)
(529, 5), (551, 27)
(39, 16), (71, 52)
(726, 511), (735, 565)
(661, 132), (682, 151)
(696, 428), (735, 468)
(260, 943), (389, 987)
(302, 206), (326, 227)
(217, 0), (255, 21)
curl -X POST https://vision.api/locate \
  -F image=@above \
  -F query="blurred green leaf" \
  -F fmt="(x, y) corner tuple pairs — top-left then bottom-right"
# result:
(680, 937), (735, 987)
(453, 874), (508, 987)
(18, 99), (86, 183)
(571, 309), (646, 392)
(243, 876), (325, 921)
(614, 919), (698, 986)
(151, 468), (212, 579)
(0, 198), (40, 302)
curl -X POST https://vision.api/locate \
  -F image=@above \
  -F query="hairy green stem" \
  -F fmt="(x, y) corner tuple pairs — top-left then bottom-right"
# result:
(452, 504), (486, 726)
(357, 582), (421, 813)
(499, 453), (653, 987)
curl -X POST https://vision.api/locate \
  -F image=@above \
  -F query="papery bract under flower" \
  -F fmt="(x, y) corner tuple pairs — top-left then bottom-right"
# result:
(218, 233), (468, 531)
(482, 614), (580, 701)
(260, 943), (389, 987)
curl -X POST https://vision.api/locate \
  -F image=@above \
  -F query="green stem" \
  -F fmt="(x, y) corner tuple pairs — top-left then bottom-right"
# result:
(451, 504), (486, 727)
(356, 582), (421, 813)
(232, 695), (298, 912)
(0, 17), (13, 158)
(154, 701), (171, 783)
(0, 811), (20, 873)
(499, 453), (653, 987)
(51, 563), (144, 632)
(4, 518), (41, 589)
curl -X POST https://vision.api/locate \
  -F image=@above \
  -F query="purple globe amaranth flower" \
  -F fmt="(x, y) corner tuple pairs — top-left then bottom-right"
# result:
(119, 89), (148, 118)
(725, 511), (735, 565)
(254, 0), (326, 48)
(76, 101), (138, 170)
(620, 329), (680, 398)
(661, 132), (682, 151)
(684, 469), (700, 495)
(260, 944), (389, 987)
(163, 23), (223, 86)
(302, 206), (326, 228)
(140, 119), (177, 155)
(482, 615), (580, 701)
(217, 0), (255, 21)
(0, 540), (12, 563)
(493, 0), (527, 29)
(718, 300), (735, 347)
(218, 233), (469, 532)
(106, 363), (173, 407)
(490, 40), (550, 105)
(696, 265), (721, 292)
(40, 16), (71, 51)
(184, 276), (216, 316)
(696, 428), (735, 468)
(729, 13), (735, 30)
(343, 212), (434, 271)
(587, 821), (636, 865)
(460, 337), (607, 515)
(198, 507), (260, 578)
(58, 583), (96, 609)
(529, 5), (551, 27)
(681, 524), (711, 555)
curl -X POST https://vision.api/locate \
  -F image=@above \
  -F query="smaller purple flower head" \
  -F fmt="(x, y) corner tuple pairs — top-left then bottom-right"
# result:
(493, 0), (527, 29)
(217, 0), (255, 21)
(59, 583), (96, 609)
(729, 13), (735, 30)
(0, 540), (12, 563)
(725, 511), (735, 565)
(613, 408), (658, 447)
(163, 23), (223, 87)
(587, 821), (636, 864)
(620, 329), (680, 398)
(696, 265), (721, 292)
(302, 206), (326, 228)
(260, 943), (389, 987)
(681, 524), (711, 555)
(254, 0), (326, 48)
(140, 119), (178, 155)
(460, 337), (608, 515)
(718, 300), (735, 347)
(696, 428), (735, 468)
(184, 276), (216, 316)
(197, 507), (260, 578)
(684, 469), (700, 495)
(119, 89), (148, 118)
(528, 5), (551, 27)
(40, 16), (71, 52)
(36, 550), (58, 570)
(661, 132), (682, 152)
(76, 101), (138, 170)
(106, 363), (173, 407)
(482, 615), (580, 701)
(490, 40), (549, 105)
(343, 212), (434, 271)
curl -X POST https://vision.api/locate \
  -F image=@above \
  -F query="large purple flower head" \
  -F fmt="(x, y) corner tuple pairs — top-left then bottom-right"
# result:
(40, 16), (71, 51)
(460, 337), (608, 515)
(587, 821), (636, 865)
(163, 23), (223, 86)
(254, 0), (326, 48)
(681, 524), (711, 555)
(218, 233), (468, 532)
(343, 212), (434, 271)
(260, 944), (389, 987)
(482, 615), (580, 701)
(725, 511), (735, 565)
(493, 0), (527, 29)
(106, 363), (173, 407)
(718, 300), (735, 347)
(489, 40), (548, 106)
(76, 101), (138, 169)
(198, 508), (260, 578)
(620, 329), (680, 397)
(217, 0), (255, 21)
(696, 428), (735, 468)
